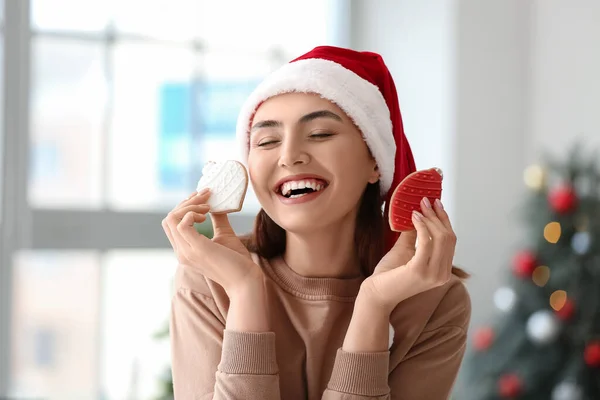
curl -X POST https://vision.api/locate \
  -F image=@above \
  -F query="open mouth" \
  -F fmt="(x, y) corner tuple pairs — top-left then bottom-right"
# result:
(278, 179), (328, 199)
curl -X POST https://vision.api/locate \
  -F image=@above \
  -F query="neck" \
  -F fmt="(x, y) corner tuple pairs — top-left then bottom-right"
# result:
(283, 214), (361, 279)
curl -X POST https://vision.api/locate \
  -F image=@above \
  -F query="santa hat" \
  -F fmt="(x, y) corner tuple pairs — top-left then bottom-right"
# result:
(236, 46), (416, 251)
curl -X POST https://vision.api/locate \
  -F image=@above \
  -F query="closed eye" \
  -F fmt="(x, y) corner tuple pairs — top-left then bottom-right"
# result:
(257, 140), (279, 147)
(257, 133), (333, 147)
(310, 133), (334, 139)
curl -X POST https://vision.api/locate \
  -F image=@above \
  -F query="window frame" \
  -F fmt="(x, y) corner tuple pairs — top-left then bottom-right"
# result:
(0, 0), (350, 396)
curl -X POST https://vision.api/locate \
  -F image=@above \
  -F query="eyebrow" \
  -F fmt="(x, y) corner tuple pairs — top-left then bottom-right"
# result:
(250, 110), (343, 132)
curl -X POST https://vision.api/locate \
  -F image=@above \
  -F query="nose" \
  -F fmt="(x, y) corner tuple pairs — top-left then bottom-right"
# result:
(278, 139), (310, 168)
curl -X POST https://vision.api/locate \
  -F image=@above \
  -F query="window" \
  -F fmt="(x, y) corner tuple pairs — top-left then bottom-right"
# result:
(11, 251), (101, 398)
(2, 1), (347, 398)
(28, 0), (336, 213)
(30, 38), (106, 209)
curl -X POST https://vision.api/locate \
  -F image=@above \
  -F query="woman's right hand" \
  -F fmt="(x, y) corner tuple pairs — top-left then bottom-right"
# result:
(161, 188), (263, 296)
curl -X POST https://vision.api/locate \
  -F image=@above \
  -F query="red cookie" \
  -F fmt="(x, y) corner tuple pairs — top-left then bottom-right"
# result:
(388, 168), (443, 232)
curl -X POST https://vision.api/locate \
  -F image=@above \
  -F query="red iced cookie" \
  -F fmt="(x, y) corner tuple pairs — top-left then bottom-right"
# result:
(388, 168), (443, 232)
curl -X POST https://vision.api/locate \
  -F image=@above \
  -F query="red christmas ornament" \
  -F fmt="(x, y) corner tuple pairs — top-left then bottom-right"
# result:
(498, 373), (523, 398)
(584, 341), (600, 367)
(555, 299), (575, 321)
(512, 250), (537, 278)
(548, 184), (577, 214)
(473, 327), (495, 351)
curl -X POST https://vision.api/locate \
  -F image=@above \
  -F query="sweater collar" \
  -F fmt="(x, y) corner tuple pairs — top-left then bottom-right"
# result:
(262, 256), (364, 301)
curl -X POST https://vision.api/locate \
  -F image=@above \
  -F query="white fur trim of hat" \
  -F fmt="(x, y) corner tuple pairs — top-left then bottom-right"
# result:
(235, 58), (396, 194)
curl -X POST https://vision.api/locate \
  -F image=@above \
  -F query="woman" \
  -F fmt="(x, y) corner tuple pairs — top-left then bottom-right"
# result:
(163, 46), (471, 400)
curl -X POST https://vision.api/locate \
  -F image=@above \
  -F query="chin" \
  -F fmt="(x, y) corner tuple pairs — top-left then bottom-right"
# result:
(274, 214), (326, 235)
(271, 204), (354, 237)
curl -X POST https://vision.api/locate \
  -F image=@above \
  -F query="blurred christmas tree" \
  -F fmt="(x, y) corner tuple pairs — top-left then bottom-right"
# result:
(460, 143), (600, 400)
(153, 221), (213, 400)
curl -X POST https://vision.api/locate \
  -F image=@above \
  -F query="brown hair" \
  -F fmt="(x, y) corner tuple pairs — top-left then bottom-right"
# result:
(241, 181), (469, 279)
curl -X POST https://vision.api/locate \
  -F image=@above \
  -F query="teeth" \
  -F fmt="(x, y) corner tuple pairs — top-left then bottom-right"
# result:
(280, 179), (326, 197)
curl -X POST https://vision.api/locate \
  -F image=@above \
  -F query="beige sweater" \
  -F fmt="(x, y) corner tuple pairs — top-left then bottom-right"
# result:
(170, 255), (471, 400)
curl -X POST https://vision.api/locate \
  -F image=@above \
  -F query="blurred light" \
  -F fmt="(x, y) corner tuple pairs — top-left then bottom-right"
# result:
(532, 265), (550, 287)
(494, 287), (517, 312)
(550, 290), (568, 311)
(523, 164), (546, 190)
(543, 221), (561, 244)
(571, 231), (591, 255)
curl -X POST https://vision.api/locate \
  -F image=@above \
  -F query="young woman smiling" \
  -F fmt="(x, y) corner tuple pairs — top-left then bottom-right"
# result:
(163, 46), (471, 400)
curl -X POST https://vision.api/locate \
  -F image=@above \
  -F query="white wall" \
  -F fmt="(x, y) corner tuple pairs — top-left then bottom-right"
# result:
(528, 0), (600, 160)
(452, 0), (531, 327)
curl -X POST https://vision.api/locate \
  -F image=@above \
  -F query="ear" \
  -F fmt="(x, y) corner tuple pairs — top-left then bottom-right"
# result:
(368, 163), (380, 184)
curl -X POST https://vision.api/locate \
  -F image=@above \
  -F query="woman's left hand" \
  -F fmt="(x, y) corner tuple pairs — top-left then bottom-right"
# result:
(360, 196), (457, 314)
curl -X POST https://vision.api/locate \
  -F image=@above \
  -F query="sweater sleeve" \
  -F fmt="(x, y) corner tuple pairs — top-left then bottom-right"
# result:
(169, 264), (281, 399)
(322, 280), (471, 400)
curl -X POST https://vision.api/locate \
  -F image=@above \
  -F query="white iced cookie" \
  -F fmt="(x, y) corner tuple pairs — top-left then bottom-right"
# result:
(196, 160), (248, 214)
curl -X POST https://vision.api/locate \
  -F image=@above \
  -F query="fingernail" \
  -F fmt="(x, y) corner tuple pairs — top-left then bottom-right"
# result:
(435, 199), (443, 209)
(197, 188), (210, 195)
(412, 210), (423, 221)
(422, 197), (431, 208)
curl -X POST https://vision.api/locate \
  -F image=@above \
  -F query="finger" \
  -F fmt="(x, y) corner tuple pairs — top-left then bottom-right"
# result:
(420, 197), (447, 232)
(173, 204), (211, 220)
(210, 212), (236, 238)
(161, 217), (178, 251)
(410, 211), (433, 266)
(176, 211), (208, 247)
(176, 190), (202, 208)
(418, 207), (456, 277)
(162, 213), (191, 264)
(418, 210), (447, 266)
(176, 188), (211, 209)
(176, 212), (235, 275)
(165, 205), (208, 252)
(432, 198), (453, 231)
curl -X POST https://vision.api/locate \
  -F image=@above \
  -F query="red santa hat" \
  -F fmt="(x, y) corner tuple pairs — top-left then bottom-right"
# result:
(236, 46), (416, 250)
